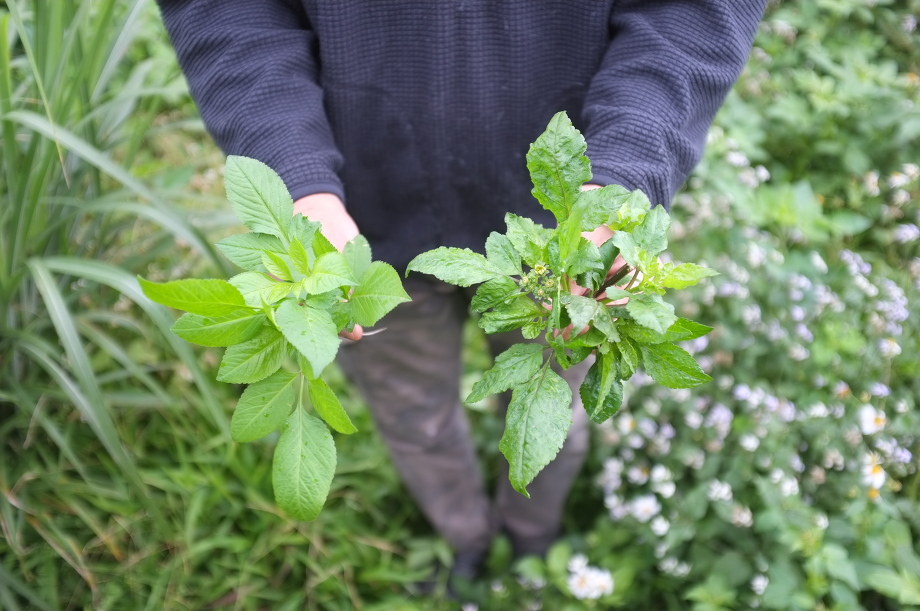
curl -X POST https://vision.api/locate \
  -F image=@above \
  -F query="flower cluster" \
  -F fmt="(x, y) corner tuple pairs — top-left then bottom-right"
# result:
(565, 554), (614, 601)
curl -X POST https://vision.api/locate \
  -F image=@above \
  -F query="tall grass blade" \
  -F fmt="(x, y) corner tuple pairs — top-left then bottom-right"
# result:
(0, 564), (56, 611)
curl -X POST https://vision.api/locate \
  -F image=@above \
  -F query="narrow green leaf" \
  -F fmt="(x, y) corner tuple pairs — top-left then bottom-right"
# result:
(626, 293), (677, 335)
(230, 272), (290, 308)
(231, 370), (299, 442)
(526, 111), (592, 223)
(406, 247), (501, 286)
(139, 277), (246, 317)
(470, 276), (520, 313)
(485, 232), (522, 276)
(216, 233), (285, 271)
(262, 251), (293, 282)
(272, 407), (336, 521)
(632, 205), (670, 256)
(639, 342), (712, 389)
(217, 326), (289, 383)
(275, 300), (340, 377)
(224, 156), (294, 239)
(620, 318), (712, 344)
(499, 368), (573, 497)
(307, 378), (357, 434)
(350, 261), (412, 326)
(343, 235), (373, 281)
(171, 310), (266, 347)
(504, 213), (551, 267)
(467, 343), (545, 403)
(579, 354), (623, 423)
(660, 263), (719, 289)
(302, 251), (357, 294)
(619, 336), (640, 379)
(289, 238), (312, 275)
(479, 295), (545, 334)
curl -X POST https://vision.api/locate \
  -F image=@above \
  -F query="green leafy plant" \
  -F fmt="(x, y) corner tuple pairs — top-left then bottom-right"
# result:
(407, 111), (717, 496)
(139, 156), (410, 520)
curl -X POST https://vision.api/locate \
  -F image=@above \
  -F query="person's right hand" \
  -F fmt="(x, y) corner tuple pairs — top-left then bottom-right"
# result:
(292, 193), (363, 341)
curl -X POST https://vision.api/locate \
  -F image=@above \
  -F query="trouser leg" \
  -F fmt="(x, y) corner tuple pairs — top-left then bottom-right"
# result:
(487, 332), (592, 556)
(337, 279), (493, 555)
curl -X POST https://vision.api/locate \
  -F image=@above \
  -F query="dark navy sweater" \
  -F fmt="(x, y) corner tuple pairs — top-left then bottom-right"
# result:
(158, 0), (766, 268)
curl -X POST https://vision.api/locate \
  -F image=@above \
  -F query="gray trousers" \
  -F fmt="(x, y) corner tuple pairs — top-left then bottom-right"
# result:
(337, 278), (590, 556)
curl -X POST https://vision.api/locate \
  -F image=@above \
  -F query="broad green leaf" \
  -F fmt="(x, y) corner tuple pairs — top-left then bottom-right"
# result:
(632, 205), (670, 257)
(406, 247), (501, 287)
(289, 238), (312, 275)
(224, 156), (293, 239)
(230, 272), (290, 308)
(499, 367), (573, 496)
(313, 230), (337, 258)
(350, 261), (411, 326)
(485, 232), (522, 276)
(591, 307), (620, 342)
(470, 276), (519, 313)
(479, 295), (545, 334)
(231, 370), (299, 442)
(522, 320), (544, 339)
(272, 407), (336, 521)
(561, 294), (600, 332)
(275, 300), (340, 376)
(579, 238), (619, 291)
(288, 215), (321, 248)
(343, 235), (372, 281)
(467, 343), (545, 403)
(217, 326), (288, 383)
(639, 342), (712, 389)
(614, 190), (651, 229)
(526, 111), (592, 223)
(660, 263), (719, 289)
(139, 277), (246, 317)
(579, 353), (623, 423)
(216, 233), (285, 271)
(626, 292), (677, 335)
(611, 232), (641, 269)
(566, 238), (604, 278)
(505, 214), (551, 267)
(573, 184), (632, 230)
(171, 309), (266, 347)
(307, 378), (357, 434)
(262, 251), (293, 282)
(620, 318), (712, 344)
(302, 251), (357, 294)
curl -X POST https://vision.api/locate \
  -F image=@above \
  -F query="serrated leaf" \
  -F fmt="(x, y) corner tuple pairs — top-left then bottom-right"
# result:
(275, 300), (340, 377)
(313, 230), (337, 257)
(579, 353), (623, 423)
(307, 377), (357, 434)
(139, 277), (247, 317)
(561, 294), (600, 332)
(272, 407), (336, 521)
(485, 232), (522, 276)
(470, 276), (519, 313)
(343, 235), (372, 282)
(626, 293), (676, 335)
(467, 343), (545, 403)
(349, 261), (411, 326)
(171, 309), (266, 347)
(611, 232), (642, 269)
(229, 272), (290, 308)
(224, 156), (293, 239)
(216, 233), (286, 272)
(614, 190), (651, 229)
(621, 318), (711, 344)
(526, 111), (592, 223)
(505, 213), (551, 267)
(573, 184), (632, 230)
(231, 370), (299, 442)
(301, 251), (357, 294)
(632, 205), (669, 257)
(262, 251), (293, 281)
(639, 342), (712, 389)
(289, 214), (321, 247)
(499, 367), (573, 496)
(522, 320), (544, 339)
(406, 247), (501, 287)
(289, 238), (311, 275)
(591, 307), (620, 342)
(479, 295), (545, 334)
(566, 238), (603, 278)
(619, 336), (640, 379)
(217, 326), (288, 383)
(660, 263), (719, 289)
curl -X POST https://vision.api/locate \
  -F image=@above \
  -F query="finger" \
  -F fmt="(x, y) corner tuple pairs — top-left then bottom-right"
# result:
(339, 324), (363, 342)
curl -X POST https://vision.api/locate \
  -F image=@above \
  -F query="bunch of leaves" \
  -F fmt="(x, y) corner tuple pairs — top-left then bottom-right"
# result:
(139, 156), (410, 521)
(406, 111), (717, 496)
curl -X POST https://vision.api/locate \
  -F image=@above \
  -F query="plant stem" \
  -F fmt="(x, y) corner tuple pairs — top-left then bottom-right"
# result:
(594, 264), (632, 298)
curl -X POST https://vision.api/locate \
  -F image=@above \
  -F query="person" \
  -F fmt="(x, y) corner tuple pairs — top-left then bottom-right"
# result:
(156, 0), (767, 586)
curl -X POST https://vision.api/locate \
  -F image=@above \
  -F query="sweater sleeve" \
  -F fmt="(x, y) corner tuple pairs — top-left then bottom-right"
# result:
(157, 0), (344, 201)
(582, 1), (767, 208)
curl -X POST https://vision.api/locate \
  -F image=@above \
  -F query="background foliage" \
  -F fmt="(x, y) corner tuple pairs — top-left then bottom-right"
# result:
(1, 0), (919, 609)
